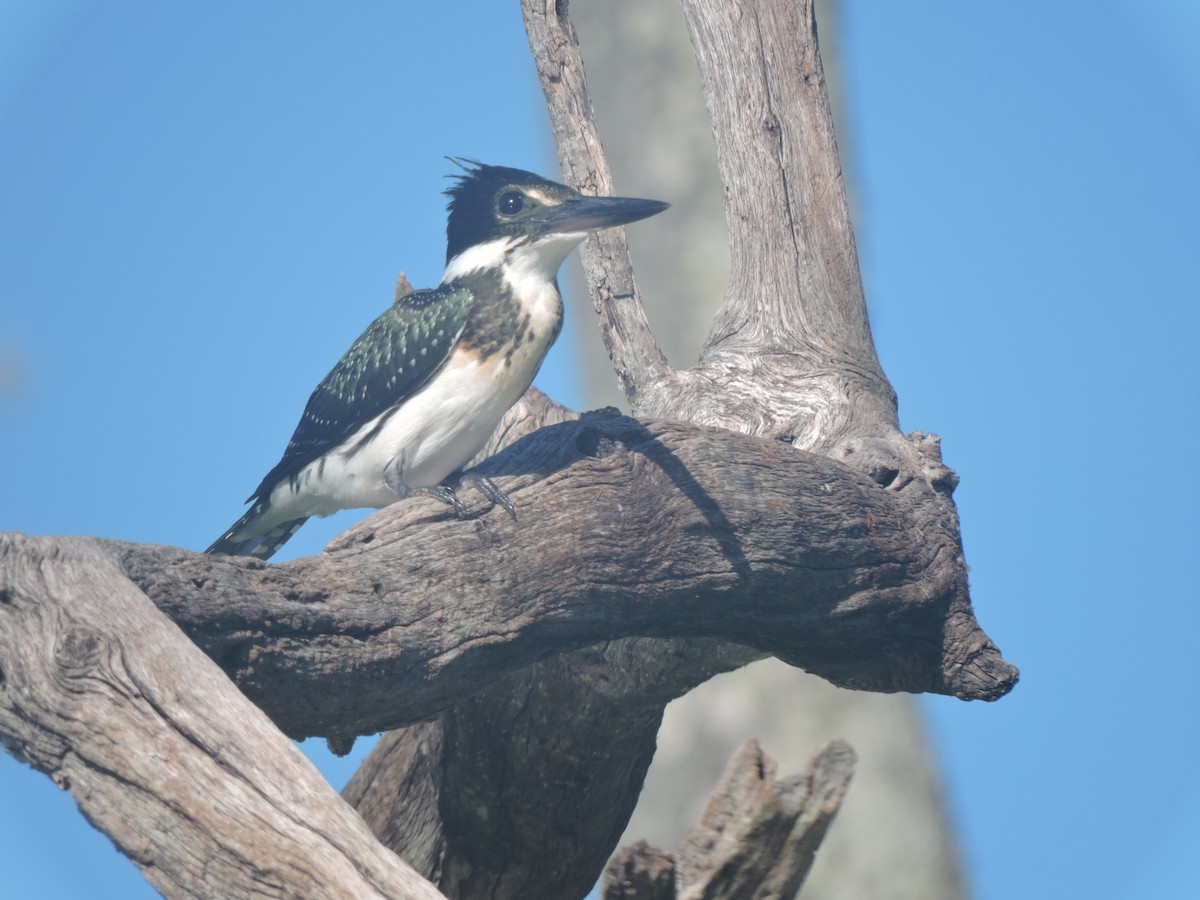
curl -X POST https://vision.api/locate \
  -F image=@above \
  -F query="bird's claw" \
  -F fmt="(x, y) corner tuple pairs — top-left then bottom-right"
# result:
(458, 471), (517, 521)
(413, 482), (468, 517)
(398, 469), (516, 521)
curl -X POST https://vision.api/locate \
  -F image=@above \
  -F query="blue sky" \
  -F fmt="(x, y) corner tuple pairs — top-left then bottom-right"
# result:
(1, 2), (1197, 898)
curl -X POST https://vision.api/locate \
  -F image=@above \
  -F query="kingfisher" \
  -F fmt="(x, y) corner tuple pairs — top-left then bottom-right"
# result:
(206, 161), (668, 560)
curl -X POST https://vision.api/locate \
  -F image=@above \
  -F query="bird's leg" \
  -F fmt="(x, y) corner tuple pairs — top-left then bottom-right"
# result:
(383, 455), (414, 499)
(385, 454), (467, 516)
(386, 455), (515, 520)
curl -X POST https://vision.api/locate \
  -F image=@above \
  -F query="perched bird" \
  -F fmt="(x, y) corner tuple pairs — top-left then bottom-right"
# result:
(206, 161), (668, 560)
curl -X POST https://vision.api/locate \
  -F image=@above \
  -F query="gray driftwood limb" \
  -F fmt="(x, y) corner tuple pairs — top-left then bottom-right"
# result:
(521, 0), (671, 406)
(0, 534), (444, 900)
(602, 740), (856, 900)
(112, 407), (1010, 740)
(675, 739), (856, 900)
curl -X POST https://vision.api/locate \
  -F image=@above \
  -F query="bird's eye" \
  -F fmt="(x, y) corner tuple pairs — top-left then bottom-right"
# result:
(498, 191), (525, 215)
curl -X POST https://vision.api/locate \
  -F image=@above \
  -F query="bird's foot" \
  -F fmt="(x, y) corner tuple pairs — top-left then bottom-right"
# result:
(458, 471), (517, 521)
(413, 481), (468, 517)
(419, 472), (517, 521)
(387, 460), (516, 521)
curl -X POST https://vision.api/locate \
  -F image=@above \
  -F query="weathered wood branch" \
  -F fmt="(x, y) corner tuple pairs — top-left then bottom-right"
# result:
(602, 739), (856, 900)
(0, 536), (443, 899)
(522, 0), (671, 406)
(109, 409), (1012, 741)
(655, 0), (898, 453)
(675, 739), (856, 899)
(683, 0), (876, 366)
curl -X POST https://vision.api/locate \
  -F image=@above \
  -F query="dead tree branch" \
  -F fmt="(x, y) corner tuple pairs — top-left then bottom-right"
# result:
(602, 740), (857, 900)
(110, 409), (1010, 742)
(522, 0), (671, 406)
(0, 536), (443, 899)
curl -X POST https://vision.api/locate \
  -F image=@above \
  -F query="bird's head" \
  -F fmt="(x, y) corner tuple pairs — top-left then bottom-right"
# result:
(442, 160), (669, 272)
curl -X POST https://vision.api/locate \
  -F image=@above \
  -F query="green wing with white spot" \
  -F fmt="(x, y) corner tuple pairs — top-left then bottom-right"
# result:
(249, 283), (474, 500)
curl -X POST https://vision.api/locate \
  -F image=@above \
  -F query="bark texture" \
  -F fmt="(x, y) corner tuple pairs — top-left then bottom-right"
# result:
(0, 0), (1015, 897)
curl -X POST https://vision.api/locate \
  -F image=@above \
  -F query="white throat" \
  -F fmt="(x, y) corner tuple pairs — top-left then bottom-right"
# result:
(441, 232), (588, 287)
(441, 237), (515, 284)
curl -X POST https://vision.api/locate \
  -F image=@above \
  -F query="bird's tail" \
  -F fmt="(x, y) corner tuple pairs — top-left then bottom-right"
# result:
(205, 502), (309, 560)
